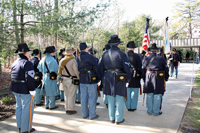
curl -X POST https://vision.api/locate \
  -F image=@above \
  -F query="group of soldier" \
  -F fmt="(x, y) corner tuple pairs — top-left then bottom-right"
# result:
(10, 34), (181, 133)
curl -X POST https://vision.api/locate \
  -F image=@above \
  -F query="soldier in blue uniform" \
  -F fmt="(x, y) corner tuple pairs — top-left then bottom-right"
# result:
(140, 50), (146, 61)
(100, 44), (111, 108)
(99, 35), (131, 124)
(10, 43), (36, 133)
(74, 47), (81, 104)
(140, 50), (147, 82)
(30, 49), (43, 106)
(157, 46), (167, 61)
(59, 48), (65, 61)
(88, 47), (100, 106)
(58, 48), (65, 101)
(88, 47), (99, 63)
(142, 43), (169, 116)
(37, 46), (59, 110)
(126, 41), (142, 111)
(76, 42), (101, 120)
(168, 48), (180, 79)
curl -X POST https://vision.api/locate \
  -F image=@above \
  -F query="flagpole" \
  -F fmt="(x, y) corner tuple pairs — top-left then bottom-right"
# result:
(125, 21), (129, 54)
(164, 17), (170, 54)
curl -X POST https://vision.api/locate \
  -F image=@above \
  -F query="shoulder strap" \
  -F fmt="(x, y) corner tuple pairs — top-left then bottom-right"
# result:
(129, 60), (135, 70)
(146, 56), (156, 70)
(64, 66), (71, 77)
(62, 66), (77, 79)
(127, 54), (135, 70)
(22, 60), (27, 69)
(78, 56), (90, 72)
(108, 50), (117, 69)
(44, 60), (50, 73)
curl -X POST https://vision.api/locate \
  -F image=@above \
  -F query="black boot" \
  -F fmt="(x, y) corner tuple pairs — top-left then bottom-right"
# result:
(19, 128), (21, 133)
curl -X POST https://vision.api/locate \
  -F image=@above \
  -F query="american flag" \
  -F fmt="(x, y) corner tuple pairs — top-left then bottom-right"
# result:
(165, 17), (170, 54)
(142, 18), (150, 55)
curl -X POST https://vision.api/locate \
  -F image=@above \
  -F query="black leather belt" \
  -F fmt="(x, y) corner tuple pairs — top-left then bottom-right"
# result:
(61, 75), (77, 78)
(12, 79), (26, 83)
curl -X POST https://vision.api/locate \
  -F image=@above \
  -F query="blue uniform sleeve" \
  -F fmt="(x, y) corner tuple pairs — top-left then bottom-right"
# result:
(37, 58), (44, 73)
(142, 57), (149, 69)
(164, 60), (169, 81)
(137, 55), (142, 74)
(24, 61), (35, 91)
(165, 65), (169, 81)
(34, 59), (40, 73)
(91, 56), (102, 80)
(122, 54), (131, 82)
(142, 57), (149, 81)
(178, 54), (180, 61)
(168, 54), (172, 60)
(99, 56), (105, 79)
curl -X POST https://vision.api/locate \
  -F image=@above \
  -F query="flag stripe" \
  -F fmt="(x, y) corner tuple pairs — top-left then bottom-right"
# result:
(142, 21), (150, 55)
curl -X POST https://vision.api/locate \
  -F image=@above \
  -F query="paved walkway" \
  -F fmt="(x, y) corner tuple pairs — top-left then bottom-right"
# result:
(0, 63), (199, 133)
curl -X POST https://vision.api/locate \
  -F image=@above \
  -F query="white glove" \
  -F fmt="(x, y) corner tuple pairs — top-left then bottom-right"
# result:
(57, 75), (63, 82)
(168, 58), (173, 61)
(29, 91), (36, 96)
(126, 83), (129, 87)
(97, 81), (101, 86)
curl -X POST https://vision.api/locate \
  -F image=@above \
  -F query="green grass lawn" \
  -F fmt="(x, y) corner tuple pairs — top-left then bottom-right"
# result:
(185, 69), (200, 128)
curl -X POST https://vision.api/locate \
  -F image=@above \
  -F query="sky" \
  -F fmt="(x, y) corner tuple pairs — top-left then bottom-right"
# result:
(118, 0), (182, 22)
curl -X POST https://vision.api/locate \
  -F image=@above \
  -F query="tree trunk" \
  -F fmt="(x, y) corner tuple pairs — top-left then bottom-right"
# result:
(20, 0), (24, 43)
(188, 1), (192, 39)
(13, 0), (20, 44)
(54, 0), (58, 58)
(0, 59), (1, 73)
(0, 0), (5, 73)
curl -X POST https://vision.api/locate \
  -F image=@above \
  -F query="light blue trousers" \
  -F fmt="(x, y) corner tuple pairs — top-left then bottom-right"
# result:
(125, 87), (139, 109)
(45, 96), (56, 108)
(96, 91), (99, 103)
(170, 66), (178, 78)
(76, 85), (81, 102)
(80, 83), (97, 120)
(13, 92), (34, 132)
(60, 90), (64, 101)
(103, 94), (108, 105)
(107, 95), (125, 122)
(34, 88), (42, 104)
(146, 93), (162, 116)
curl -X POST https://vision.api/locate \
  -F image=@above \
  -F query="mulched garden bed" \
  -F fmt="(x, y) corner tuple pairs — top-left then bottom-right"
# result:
(0, 88), (16, 121)
(0, 66), (16, 121)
